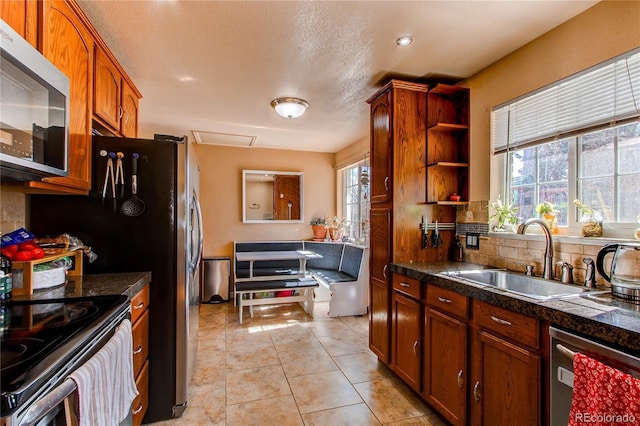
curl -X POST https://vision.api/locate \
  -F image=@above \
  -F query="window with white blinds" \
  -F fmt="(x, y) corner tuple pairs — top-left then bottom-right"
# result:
(492, 48), (640, 153)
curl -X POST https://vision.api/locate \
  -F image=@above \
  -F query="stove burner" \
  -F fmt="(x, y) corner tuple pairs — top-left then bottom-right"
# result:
(1, 337), (58, 371)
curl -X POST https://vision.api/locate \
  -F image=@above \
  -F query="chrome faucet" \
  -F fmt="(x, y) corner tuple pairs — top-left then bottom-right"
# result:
(517, 218), (555, 280)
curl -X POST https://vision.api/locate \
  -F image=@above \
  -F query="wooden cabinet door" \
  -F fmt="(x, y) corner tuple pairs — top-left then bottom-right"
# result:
(0, 0), (37, 46)
(121, 81), (139, 138)
(40, 0), (93, 191)
(424, 307), (467, 426)
(369, 207), (391, 363)
(391, 291), (421, 392)
(272, 175), (301, 220)
(470, 330), (541, 426)
(369, 91), (392, 204)
(94, 47), (122, 130)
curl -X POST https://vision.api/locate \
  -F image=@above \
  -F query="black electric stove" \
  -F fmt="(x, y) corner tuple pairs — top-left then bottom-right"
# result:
(0, 295), (129, 422)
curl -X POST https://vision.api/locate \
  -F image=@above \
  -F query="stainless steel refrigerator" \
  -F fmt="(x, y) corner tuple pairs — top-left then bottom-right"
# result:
(29, 134), (203, 423)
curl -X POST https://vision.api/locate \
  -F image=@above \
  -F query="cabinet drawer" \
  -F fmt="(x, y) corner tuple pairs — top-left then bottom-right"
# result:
(132, 360), (149, 426)
(472, 300), (539, 349)
(132, 309), (149, 377)
(427, 285), (469, 319)
(393, 274), (422, 299)
(130, 285), (150, 325)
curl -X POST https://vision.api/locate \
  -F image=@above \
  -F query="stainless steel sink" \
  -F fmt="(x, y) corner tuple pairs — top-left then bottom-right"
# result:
(439, 269), (604, 300)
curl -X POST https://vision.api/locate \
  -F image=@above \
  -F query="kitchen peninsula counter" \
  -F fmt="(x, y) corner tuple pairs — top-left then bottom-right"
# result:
(12, 271), (151, 301)
(391, 261), (640, 353)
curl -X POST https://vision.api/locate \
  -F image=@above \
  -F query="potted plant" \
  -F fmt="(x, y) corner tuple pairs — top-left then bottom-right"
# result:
(328, 216), (347, 241)
(310, 217), (328, 241)
(574, 199), (603, 237)
(489, 196), (519, 232)
(535, 201), (559, 234)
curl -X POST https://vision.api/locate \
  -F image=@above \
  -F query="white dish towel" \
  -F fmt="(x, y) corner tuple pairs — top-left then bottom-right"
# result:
(68, 318), (139, 426)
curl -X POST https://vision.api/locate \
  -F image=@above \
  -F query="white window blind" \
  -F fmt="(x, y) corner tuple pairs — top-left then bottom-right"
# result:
(492, 48), (640, 153)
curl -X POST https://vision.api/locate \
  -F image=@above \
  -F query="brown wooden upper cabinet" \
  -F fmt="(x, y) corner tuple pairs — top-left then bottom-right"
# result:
(368, 89), (393, 204)
(36, 0), (94, 193)
(94, 46), (140, 138)
(0, 0), (38, 47)
(1, 0), (141, 194)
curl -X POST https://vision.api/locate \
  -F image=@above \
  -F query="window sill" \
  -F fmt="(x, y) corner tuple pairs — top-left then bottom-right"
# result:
(486, 231), (639, 246)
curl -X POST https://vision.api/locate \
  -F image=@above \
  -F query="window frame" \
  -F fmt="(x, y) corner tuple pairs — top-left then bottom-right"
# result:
(491, 48), (640, 239)
(337, 159), (370, 244)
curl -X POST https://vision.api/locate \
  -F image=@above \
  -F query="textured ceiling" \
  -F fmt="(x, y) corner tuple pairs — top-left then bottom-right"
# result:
(77, 0), (599, 153)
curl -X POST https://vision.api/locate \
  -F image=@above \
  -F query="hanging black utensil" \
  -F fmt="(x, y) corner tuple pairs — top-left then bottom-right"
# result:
(121, 153), (145, 216)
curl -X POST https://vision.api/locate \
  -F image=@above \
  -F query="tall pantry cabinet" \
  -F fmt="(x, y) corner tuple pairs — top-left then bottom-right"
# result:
(366, 80), (428, 363)
(366, 80), (470, 369)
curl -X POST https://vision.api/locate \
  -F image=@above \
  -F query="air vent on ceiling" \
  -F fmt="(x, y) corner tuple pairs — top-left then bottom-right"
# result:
(191, 130), (257, 147)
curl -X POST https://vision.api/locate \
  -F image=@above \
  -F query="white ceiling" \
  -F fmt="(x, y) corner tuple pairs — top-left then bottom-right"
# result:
(77, 0), (599, 153)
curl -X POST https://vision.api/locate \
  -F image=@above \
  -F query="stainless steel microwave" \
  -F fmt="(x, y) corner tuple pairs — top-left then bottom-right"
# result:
(0, 19), (69, 181)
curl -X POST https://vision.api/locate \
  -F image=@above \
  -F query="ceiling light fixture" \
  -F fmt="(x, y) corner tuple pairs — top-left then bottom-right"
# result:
(271, 97), (309, 119)
(396, 35), (413, 46)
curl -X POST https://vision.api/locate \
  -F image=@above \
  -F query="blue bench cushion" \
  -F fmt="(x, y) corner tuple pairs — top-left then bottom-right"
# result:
(235, 278), (319, 292)
(304, 242), (343, 270)
(236, 267), (304, 279)
(340, 245), (363, 278)
(235, 241), (304, 271)
(310, 268), (357, 284)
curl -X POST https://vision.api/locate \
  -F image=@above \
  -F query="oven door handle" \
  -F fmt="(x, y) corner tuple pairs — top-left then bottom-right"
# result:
(20, 379), (77, 426)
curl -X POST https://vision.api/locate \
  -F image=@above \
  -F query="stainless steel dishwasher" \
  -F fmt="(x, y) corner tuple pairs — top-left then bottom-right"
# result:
(549, 327), (640, 426)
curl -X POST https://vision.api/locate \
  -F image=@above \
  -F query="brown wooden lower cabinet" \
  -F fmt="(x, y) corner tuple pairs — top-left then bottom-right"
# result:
(391, 291), (421, 392)
(469, 330), (541, 426)
(382, 274), (544, 425)
(130, 284), (150, 425)
(423, 307), (467, 426)
(132, 360), (149, 426)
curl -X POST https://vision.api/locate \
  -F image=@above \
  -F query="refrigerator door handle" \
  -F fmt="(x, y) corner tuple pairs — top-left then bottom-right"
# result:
(190, 190), (204, 275)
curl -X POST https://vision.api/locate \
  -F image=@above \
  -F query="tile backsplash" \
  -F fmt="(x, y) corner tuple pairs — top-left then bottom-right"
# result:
(1, 186), (27, 234)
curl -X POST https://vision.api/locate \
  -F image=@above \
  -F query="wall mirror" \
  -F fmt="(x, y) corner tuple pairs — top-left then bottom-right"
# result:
(242, 170), (304, 223)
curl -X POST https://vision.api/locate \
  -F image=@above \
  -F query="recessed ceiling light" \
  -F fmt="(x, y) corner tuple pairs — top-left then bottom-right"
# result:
(396, 36), (413, 46)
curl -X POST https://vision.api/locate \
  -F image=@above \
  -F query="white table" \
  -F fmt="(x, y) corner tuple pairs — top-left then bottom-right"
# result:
(235, 250), (321, 281)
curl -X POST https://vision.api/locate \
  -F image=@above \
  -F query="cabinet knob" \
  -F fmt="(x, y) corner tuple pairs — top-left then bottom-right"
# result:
(384, 176), (389, 192)
(383, 264), (388, 279)
(438, 296), (452, 304)
(413, 340), (418, 357)
(400, 282), (410, 288)
(133, 345), (144, 355)
(457, 369), (464, 389)
(473, 381), (481, 402)
(134, 302), (145, 310)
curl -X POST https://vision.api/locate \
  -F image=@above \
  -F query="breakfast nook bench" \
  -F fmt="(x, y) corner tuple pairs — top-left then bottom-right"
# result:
(234, 240), (368, 322)
(234, 277), (318, 324)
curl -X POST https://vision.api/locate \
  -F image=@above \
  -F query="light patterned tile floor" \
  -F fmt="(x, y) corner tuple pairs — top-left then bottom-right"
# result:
(148, 301), (446, 426)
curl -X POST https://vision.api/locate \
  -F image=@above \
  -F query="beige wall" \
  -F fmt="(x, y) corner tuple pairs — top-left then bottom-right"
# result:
(196, 144), (336, 257)
(464, 0), (640, 201)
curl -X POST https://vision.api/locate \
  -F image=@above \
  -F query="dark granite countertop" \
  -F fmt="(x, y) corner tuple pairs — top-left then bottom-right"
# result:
(391, 261), (640, 354)
(12, 271), (151, 301)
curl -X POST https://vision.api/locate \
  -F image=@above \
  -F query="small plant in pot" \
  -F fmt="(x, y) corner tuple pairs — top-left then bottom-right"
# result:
(536, 201), (559, 234)
(574, 199), (603, 237)
(489, 196), (519, 232)
(329, 216), (347, 241)
(310, 217), (328, 241)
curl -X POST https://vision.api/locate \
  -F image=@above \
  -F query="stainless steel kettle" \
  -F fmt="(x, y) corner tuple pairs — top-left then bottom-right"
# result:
(596, 243), (640, 303)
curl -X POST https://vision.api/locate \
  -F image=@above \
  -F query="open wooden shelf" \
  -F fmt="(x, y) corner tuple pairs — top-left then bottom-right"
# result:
(428, 123), (469, 132)
(427, 162), (469, 168)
